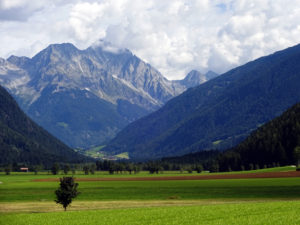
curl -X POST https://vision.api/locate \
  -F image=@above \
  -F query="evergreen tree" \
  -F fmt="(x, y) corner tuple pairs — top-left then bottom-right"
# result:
(51, 163), (60, 175)
(133, 165), (141, 174)
(294, 146), (300, 167)
(126, 163), (134, 174)
(32, 164), (43, 175)
(63, 164), (71, 175)
(83, 165), (89, 175)
(195, 164), (203, 173)
(4, 165), (12, 175)
(89, 164), (96, 174)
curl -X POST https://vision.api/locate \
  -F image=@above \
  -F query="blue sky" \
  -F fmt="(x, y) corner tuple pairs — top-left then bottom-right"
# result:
(1, 0), (300, 79)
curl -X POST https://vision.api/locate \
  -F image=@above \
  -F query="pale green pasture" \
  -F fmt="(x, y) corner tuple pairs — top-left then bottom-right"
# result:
(1, 201), (300, 225)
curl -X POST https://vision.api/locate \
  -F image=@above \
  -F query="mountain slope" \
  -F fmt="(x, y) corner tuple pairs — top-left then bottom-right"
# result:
(0, 43), (214, 149)
(0, 85), (87, 165)
(104, 43), (300, 160)
(217, 102), (300, 171)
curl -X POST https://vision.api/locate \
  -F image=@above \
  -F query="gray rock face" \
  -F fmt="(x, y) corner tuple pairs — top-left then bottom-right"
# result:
(174, 70), (219, 89)
(0, 42), (217, 149)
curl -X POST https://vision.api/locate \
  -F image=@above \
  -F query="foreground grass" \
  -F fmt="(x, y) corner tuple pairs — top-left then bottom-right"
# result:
(1, 201), (300, 225)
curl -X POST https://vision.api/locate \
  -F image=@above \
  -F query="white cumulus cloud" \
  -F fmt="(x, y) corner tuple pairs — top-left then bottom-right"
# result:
(1, 0), (300, 79)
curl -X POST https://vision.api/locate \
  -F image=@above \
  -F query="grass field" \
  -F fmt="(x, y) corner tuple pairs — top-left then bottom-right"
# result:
(78, 145), (105, 158)
(1, 201), (300, 225)
(1, 166), (300, 224)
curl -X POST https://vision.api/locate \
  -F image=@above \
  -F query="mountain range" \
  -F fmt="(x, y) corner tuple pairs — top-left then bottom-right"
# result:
(0, 85), (87, 166)
(103, 43), (300, 160)
(0, 42), (217, 149)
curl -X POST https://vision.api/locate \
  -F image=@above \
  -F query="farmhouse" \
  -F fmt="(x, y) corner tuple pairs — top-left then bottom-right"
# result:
(20, 168), (29, 172)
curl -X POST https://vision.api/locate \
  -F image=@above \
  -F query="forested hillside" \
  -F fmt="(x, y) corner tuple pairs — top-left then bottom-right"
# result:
(104, 43), (300, 160)
(217, 102), (300, 171)
(0, 85), (87, 166)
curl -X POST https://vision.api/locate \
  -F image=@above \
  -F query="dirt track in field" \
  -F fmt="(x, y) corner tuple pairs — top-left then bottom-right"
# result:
(32, 171), (300, 182)
(0, 200), (274, 213)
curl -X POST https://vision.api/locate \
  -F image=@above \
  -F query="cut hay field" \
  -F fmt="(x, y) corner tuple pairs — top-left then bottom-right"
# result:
(1, 166), (300, 225)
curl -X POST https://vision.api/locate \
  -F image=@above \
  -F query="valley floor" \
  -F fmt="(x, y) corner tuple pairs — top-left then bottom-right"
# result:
(1, 167), (300, 225)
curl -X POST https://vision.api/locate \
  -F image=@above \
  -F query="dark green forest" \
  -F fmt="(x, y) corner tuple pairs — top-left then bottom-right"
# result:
(0, 85), (89, 166)
(161, 102), (300, 172)
(217, 102), (300, 171)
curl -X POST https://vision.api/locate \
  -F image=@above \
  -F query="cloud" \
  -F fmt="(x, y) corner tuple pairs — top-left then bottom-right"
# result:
(0, 0), (48, 21)
(1, 0), (300, 79)
(92, 39), (127, 54)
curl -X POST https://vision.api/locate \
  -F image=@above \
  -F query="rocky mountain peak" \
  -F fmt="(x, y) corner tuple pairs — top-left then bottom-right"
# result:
(182, 70), (206, 86)
(7, 55), (30, 67)
(0, 42), (218, 149)
(32, 43), (80, 66)
(174, 70), (218, 89)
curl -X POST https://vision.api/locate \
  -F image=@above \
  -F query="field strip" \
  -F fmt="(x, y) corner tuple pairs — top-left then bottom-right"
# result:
(32, 171), (300, 182)
(0, 199), (282, 213)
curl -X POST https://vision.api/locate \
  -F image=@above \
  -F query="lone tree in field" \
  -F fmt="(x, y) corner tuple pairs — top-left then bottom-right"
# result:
(55, 177), (79, 211)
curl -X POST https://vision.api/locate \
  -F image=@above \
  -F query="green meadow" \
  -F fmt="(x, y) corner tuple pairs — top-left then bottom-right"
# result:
(2, 201), (300, 225)
(1, 166), (300, 224)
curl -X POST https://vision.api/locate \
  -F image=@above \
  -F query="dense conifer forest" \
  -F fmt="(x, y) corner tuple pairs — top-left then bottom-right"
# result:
(0, 85), (88, 166)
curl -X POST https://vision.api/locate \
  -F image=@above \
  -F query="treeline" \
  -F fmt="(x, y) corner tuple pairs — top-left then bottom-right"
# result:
(0, 160), (211, 175)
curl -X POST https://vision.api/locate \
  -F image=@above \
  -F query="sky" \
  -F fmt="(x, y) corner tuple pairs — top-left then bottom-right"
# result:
(1, 0), (300, 80)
